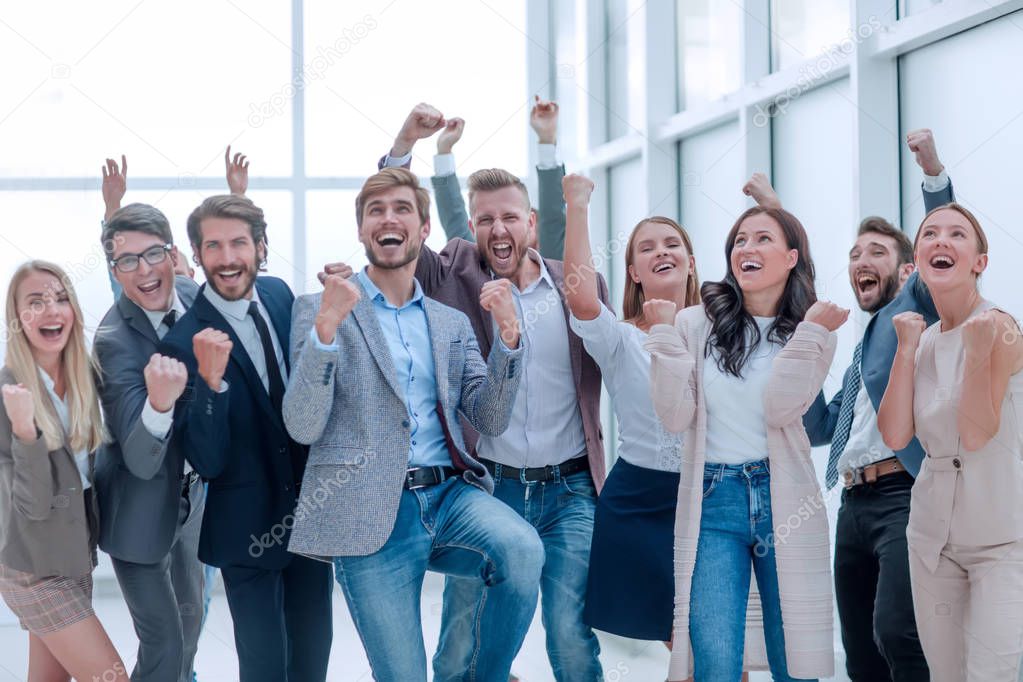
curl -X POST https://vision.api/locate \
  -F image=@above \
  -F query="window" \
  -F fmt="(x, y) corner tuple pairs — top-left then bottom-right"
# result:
(676, 0), (743, 110)
(770, 0), (851, 72)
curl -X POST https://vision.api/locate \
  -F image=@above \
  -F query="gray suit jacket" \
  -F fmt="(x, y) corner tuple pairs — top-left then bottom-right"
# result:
(282, 283), (524, 558)
(93, 275), (200, 564)
(0, 367), (99, 578)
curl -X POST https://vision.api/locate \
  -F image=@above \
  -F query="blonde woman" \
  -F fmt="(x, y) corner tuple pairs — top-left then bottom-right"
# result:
(879, 204), (1023, 681)
(0, 261), (126, 681)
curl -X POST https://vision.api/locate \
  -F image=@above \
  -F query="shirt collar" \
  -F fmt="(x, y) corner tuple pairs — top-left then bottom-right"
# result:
(203, 281), (261, 322)
(356, 268), (424, 310)
(520, 249), (555, 294)
(142, 290), (184, 333)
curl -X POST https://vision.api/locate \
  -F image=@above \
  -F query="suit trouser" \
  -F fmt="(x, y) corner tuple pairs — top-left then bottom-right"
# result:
(834, 472), (928, 682)
(909, 537), (1023, 681)
(220, 554), (334, 682)
(111, 477), (205, 682)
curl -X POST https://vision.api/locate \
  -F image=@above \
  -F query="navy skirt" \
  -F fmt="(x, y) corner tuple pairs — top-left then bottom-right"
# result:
(583, 457), (680, 641)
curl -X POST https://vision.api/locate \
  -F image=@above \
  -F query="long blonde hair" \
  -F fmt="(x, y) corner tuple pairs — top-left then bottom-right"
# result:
(4, 261), (106, 452)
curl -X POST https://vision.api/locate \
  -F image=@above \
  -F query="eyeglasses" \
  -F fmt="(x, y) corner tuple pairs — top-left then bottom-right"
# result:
(109, 244), (173, 273)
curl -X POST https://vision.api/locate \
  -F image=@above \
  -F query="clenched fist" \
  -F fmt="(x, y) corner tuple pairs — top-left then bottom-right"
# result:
(906, 129), (944, 177)
(892, 311), (927, 351)
(193, 328), (233, 392)
(742, 172), (782, 210)
(437, 117), (465, 155)
(962, 310), (998, 359)
(1, 384), (37, 442)
(144, 354), (188, 413)
(803, 301), (849, 332)
(562, 173), (594, 208)
(480, 279), (520, 349)
(391, 103), (445, 157)
(317, 261), (354, 285)
(530, 95), (559, 145)
(316, 275), (361, 344)
(643, 299), (678, 328)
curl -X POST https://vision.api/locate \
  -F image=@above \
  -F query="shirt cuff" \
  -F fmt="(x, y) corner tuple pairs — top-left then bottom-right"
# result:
(383, 152), (413, 168)
(141, 399), (173, 439)
(922, 168), (950, 193)
(310, 325), (339, 351)
(537, 143), (558, 170)
(433, 153), (456, 177)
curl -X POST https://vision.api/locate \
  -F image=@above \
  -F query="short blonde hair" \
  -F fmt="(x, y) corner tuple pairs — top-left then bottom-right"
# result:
(355, 168), (431, 228)
(467, 168), (530, 215)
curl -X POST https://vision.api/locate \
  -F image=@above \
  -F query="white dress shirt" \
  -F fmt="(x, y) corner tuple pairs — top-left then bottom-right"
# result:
(38, 369), (91, 490)
(202, 284), (287, 394)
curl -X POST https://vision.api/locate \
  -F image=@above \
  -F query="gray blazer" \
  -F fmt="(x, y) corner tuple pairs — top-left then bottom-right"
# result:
(282, 283), (524, 558)
(93, 275), (200, 564)
(0, 367), (99, 578)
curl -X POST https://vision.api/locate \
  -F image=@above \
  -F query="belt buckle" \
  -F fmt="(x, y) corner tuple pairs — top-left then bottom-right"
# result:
(864, 464), (878, 484)
(406, 468), (424, 490)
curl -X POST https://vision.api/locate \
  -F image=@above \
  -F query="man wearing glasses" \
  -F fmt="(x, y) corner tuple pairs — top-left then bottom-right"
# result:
(93, 202), (206, 682)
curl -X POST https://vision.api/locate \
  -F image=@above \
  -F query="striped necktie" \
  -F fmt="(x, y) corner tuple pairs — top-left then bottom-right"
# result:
(826, 341), (862, 489)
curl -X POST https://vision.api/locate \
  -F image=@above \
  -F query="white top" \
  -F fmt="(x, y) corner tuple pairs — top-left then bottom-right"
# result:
(702, 316), (782, 465)
(38, 369), (91, 490)
(476, 250), (587, 468)
(570, 303), (681, 472)
(836, 380), (894, 474)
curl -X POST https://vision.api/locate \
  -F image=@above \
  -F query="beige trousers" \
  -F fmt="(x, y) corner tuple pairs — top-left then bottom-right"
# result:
(909, 540), (1023, 681)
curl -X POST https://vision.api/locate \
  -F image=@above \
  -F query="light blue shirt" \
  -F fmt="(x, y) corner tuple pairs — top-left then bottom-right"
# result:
(312, 269), (451, 468)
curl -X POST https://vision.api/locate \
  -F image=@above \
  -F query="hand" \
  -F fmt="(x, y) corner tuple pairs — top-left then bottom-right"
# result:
(892, 311), (927, 351)
(562, 173), (594, 208)
(193, 328), (233, 392)
(803, 301), (850, 332)
(906, 128), (944, 177)
(480, 279), (520, 348)
(144, 354), (188, 413)
(436, 117), (465, 155)
(101, 155), (127, 222)
(317, 262), (354, 285)
(391, 103), (445, 157)
(529, 95), (559, 144)
(742, 172), (781, 209)
(962, 310), (998, 359)
(1, 384), (36, 442)
(642, 299), (678, 327)
(316, 275), (361, 343)
(225, 145), (249, 195)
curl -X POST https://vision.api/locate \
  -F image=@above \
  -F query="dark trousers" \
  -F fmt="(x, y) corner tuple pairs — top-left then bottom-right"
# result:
(220, 555), (334, 682)
(835, 471), (929, 682)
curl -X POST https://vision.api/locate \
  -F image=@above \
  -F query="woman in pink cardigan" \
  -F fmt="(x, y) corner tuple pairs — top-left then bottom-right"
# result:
(644, 205), (846, 681)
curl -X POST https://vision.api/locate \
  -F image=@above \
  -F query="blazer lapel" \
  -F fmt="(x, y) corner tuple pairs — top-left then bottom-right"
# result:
(350, 287), (405, 403)
(117, 295), (159, 346)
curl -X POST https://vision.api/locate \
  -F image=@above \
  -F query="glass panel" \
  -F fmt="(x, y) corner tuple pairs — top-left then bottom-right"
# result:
(304, 1), (527, 178)
(899, 0), (947, 18)
(0, 1), (292, 177)
(770, 0), (851, 72)
(607, 156), (645, 314)
(605, 0), (645, 141)
(676, 0), (743, 110)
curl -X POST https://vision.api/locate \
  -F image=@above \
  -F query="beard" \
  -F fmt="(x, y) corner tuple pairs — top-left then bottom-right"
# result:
(204, 256), (260, 301)
(858, 272), (901, 313)
(478, 240), (529, 278)
(365, 240), (422, 270)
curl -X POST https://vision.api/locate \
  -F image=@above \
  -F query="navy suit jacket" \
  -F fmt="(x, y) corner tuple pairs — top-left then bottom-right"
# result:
(160, 276), (308, 569)
(804, 180), (955, 476)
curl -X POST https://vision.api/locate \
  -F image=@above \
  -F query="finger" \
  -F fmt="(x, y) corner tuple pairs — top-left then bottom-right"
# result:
(120, 155), (127, 175)
(233, 153), (242, 166)
(243, 160), (249, 169)
(102, 165), (108, 179)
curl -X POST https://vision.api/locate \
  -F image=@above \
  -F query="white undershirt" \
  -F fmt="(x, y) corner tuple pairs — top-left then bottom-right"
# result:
(38, 369), (91, 490)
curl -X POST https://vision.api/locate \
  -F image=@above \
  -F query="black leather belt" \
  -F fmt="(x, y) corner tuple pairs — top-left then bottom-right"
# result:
(480, 455), (589, 483)
(405, 466), (457, 490)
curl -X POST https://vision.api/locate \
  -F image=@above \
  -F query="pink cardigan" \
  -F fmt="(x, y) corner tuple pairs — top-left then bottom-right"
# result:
(644, 305), (836, 680)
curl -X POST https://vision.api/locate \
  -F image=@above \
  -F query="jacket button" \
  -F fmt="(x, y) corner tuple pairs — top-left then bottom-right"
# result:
(402, 420), (410, 428)
(284, 484), (292, 491)
(953, 458), (961, 469)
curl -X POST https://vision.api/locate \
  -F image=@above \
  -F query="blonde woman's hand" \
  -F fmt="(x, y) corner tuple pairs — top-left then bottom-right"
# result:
(2, 384), (37, 442)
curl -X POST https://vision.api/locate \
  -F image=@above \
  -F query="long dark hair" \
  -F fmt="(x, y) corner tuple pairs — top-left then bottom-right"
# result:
(702, 206), (817, 378)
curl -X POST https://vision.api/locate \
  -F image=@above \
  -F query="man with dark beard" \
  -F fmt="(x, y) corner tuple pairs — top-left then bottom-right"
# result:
(748, 129), (954, 681)
(158, 195), (333, 682)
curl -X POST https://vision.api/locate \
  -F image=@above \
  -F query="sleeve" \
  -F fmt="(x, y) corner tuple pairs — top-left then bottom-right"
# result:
(140, 400), (173, 440)
(802, 387), (845, 447)
(431, 171), (473, 242)
(568, 302), (625, 371)
(282, 295), (339, 445)
(922, 172), (955, 212)
(380, 152), (413, 169)
(643, 318), (699, 434)
(0, 400), (55, 521)
(536, 143), (558, 170)
(536, 164), (566, 260)
(764, 322), (839, 428)
(456, 316), (526, 437)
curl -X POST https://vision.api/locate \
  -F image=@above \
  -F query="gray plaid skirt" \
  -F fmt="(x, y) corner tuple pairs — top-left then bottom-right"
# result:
(0, 564), (94, 634)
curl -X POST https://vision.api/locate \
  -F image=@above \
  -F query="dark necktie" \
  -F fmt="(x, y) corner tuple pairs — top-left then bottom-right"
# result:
(247, 301), (285, 412)
(826, 341), (863, 489)
(157, 309), (177, 340)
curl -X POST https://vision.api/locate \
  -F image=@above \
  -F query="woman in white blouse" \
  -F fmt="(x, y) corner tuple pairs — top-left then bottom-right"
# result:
(561, 174), (701, 645)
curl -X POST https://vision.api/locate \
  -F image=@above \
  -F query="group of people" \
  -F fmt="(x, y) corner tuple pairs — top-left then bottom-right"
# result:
(0, 95), (1018, 682)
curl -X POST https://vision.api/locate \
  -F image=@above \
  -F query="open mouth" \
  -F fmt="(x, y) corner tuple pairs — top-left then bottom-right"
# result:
(376, 232), (406, 248)
(856, 271), (879, 296)
(491, 241), (513, 263)
(216, 269), (243, 285)
(653, 262), (675, 274)
(138, 280), (161, 294)
(739, 260), (763, 273)
(39, 324), (64, 340)
(930, 254), (955, 270)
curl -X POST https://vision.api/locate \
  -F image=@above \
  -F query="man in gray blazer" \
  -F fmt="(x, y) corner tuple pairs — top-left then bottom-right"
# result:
(93, 204), (205, 682)
(283, 167), (544, 681)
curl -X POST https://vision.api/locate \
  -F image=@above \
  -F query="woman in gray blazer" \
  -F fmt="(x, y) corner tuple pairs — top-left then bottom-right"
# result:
(0, 261), (126, 680)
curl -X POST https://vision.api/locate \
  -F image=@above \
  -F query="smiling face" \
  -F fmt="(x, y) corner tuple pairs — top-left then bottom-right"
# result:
(194, 217), (264, 301)
(358, 186), (430, 270)
(848, 232), (908, 313)
(627, 220), (694, 297)
(729, 213), (798, 295)
(915, 207), (988, 291)
(471, 186), (536, 279)
(15, 270), (75, 359)
(110, 231), (178, 312)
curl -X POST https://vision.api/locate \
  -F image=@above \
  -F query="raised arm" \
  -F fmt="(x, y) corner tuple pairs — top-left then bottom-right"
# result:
(742, 172), (782, 210)
(877, 311), (926, 451)
(431, 117), (474, 242)
(101, 155), (128, 300)
(532, 96), (566, 259)
(562, 173), (601, 321)
(957, 311), (1023, 451)
(907, 129), (955, 211)
(763, 302), (845, 429)
(225, 145), (249, 195)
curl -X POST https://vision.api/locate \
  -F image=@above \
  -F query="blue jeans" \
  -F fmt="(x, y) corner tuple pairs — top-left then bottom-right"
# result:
(334, 477), (543, 682)
(434, 467), (603, 682)
(690, 460), (816, 682)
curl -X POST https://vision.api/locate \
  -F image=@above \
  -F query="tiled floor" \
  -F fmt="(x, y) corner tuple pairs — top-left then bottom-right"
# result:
(0, 571), (671, 681)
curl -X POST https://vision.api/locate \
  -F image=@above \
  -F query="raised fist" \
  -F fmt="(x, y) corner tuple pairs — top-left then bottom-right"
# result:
(1, 383), (36, 442)
(316, 275), (361, 344)
(643, 299), (678, 327)
(144, 354), (189, 412)
(742, 172), (781, 210)
(317, 261), (354, 285)
(437, 118), (465, 155)
(803, 301), (850, 332)
(391, 103), (446, 157)
(193, 328), (233, 392)
(562, 173), (594, 208)
(530, 95), (559, 144)
(480, 279), (520, 348)
(892, 311), (927, 351)
(962, 310), (998, 359)
(906, 129), (944, 177)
